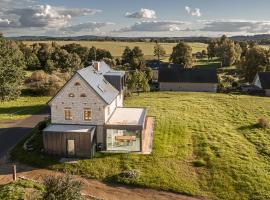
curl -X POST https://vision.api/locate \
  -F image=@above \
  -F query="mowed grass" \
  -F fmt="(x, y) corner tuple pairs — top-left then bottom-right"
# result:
(50, 92), (270, 199)
(0, 96), (50, 121)
(23, 41), (207, 57)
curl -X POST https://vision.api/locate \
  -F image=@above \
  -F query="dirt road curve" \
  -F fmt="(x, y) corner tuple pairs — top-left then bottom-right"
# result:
(0, 161), (202, 200)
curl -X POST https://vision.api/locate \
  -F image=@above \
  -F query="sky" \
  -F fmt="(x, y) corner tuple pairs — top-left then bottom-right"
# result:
(1, 0), (270, 37)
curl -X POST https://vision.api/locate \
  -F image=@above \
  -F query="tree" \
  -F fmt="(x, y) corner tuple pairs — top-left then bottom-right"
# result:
(126, 70), (150, 94)
(170, 41), (193, 68)
(240, 46), (270, 81)
(121, 46), (146, 70)
(153, 42), (166, 62)
(0, 38), (25, 101)
(121, 46), (132, 65)
(207, 39), (218, 60)
(41, 175), (84, 200)
(62, 43), (89, 66)
(217, 39), (242, 67)
(239, 41), (249, 57)
(89, 46), (112, 61)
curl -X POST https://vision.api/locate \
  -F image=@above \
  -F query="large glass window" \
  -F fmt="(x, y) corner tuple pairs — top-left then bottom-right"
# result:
(106, 129), (141, 152)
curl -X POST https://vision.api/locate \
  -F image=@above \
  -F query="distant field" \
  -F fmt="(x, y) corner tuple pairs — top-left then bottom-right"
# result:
(23, 41), (207, 58)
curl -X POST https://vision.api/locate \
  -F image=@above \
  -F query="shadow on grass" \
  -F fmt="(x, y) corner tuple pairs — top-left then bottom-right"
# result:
(238, 124), (261, 131)
(0, 105), (47, 117)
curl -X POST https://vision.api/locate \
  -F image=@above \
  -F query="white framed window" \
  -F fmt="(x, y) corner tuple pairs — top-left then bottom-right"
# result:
(84, 108), (92, 121)
(64, 108), (72, 120)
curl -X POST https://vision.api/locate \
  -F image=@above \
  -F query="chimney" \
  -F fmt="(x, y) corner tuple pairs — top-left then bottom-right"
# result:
(93, 61), (100, 71)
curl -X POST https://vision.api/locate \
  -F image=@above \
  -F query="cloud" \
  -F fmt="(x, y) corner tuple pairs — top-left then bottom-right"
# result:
(200, 20), (270, 33)
(3, 4), (100, 28)
(125, 8), (156, 19)
(185, 6), (201, 17)
(60, 22), (114, 33)
(0, 18), (17, 27)
(119, 21), (188, 32)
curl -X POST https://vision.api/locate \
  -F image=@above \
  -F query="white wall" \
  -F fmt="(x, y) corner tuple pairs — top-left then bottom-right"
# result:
(50, 74), (107, 126)
(160, 82), (217, 93)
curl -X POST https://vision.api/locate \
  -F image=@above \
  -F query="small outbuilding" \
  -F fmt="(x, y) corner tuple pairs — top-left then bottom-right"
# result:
(43, 125), (96, 158)
(253, 72), (270, 96)
(159, 64), (218, 92)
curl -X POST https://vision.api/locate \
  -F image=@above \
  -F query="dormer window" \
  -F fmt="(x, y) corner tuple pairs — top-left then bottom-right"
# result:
(80, 93), (87, 97)
(75, 82), (81, 86)
(69, 93), (75, 97)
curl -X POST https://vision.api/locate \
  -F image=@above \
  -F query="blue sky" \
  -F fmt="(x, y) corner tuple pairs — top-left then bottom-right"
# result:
(1, 0), (270, 37)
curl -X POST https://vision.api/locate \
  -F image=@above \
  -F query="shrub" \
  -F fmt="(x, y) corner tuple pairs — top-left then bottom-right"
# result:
(27, 70), (65, 96)
(41, 174), (84, 200)
(258, 117), (270, 129)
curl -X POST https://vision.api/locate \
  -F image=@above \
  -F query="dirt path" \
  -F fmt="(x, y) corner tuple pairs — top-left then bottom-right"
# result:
(0, 161), (202, 200)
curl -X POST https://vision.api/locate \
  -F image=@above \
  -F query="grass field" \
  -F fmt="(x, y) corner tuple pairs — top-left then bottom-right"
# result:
(0, 96), (50, 121)
(23, 41), (207, 58)
(12, 92), (270, 200)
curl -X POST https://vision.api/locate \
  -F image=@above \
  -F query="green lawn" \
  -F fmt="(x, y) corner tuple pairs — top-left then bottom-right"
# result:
(0, 96), (50, 121)
(11, 92), (270, 199)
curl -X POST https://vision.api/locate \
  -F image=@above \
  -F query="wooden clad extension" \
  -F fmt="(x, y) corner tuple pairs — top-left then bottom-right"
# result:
(43, 128), (96, 158)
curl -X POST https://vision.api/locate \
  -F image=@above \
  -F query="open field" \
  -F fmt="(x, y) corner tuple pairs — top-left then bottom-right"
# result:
(11, 92), (270, 200)
(0, 96), (50, 121)
(23, 41), (208, 58)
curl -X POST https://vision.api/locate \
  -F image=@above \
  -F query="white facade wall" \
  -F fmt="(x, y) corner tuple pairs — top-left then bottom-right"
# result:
(160, 82), (217, 93)
(50, 74), (107, 126)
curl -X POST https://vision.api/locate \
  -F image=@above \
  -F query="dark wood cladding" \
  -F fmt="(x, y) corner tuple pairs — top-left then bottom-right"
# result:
(43, 129), (95, 158)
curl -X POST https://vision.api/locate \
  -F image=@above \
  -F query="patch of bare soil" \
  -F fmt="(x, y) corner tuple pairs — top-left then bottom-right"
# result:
(0, 161), (203, 200)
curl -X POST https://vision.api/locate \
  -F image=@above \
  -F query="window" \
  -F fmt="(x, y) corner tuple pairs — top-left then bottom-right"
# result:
(75, 82), (81, 86)
(84, 108), (92, 121)
(64, 109), (72, 120)
(69, 93), (75, 97)
(80, 93), (87, 97)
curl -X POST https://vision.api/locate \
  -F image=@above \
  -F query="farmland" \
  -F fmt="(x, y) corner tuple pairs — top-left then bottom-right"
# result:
(12, 92), (270, 200)
(23, 41), (208, 59)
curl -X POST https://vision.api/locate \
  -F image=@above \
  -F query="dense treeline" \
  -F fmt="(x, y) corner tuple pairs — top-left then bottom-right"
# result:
(207, 35), (270, 81)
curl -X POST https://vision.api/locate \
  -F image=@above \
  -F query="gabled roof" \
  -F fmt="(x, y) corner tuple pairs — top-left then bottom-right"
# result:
(258, 72), (270, 89)
(77, 66), (119, 104)
(159, 66), (218, 84)
(48, 62), (121, 105)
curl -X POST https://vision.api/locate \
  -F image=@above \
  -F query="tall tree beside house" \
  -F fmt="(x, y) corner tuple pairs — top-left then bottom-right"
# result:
(0, 38), (25, 101)
(121, 46), (146, 70)
(121, 46), (133, 65)
(126, 70), (150, 94)
(153, 42), (166, 62)
(170, 41), (193, 68)
(240, 46), (270, 82)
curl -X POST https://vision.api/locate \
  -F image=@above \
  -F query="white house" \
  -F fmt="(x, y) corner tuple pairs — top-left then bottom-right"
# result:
(43, 61), (154, 158)
(253, 72), (270, 97)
